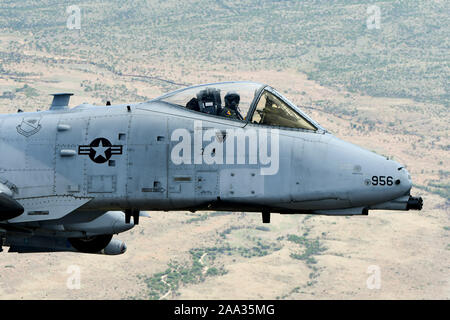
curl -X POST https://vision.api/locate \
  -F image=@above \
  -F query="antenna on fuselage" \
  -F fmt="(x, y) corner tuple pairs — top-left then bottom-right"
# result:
(50, 93), (74, 110)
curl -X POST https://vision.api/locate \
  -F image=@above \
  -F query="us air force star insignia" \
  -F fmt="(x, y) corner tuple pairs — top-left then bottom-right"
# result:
(78, 138), (123, 164)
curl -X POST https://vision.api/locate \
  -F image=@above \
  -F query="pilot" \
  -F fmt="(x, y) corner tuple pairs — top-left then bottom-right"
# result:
(220, 92), (243, 120)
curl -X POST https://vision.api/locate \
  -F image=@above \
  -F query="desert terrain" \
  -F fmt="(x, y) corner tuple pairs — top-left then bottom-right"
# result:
(0, 1), (448, 299)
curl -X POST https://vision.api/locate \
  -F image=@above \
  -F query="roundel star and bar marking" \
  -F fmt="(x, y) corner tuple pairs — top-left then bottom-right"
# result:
(78, 138), (123, 164)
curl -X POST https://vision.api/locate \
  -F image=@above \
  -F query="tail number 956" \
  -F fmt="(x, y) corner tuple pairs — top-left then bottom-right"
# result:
(372, 176), (394, 186)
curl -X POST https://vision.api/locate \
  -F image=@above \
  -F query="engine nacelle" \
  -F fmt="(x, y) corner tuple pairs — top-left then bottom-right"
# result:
(101, 238), (127, 255)
(64, 211), (135, 236)
(5, 234), (127, 255)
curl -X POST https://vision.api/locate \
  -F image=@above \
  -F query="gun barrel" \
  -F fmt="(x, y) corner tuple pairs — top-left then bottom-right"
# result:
(407, 196), (423, 210)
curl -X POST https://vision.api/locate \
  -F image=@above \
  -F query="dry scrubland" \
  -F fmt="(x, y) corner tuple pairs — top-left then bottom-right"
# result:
(0, 0), (448, 299)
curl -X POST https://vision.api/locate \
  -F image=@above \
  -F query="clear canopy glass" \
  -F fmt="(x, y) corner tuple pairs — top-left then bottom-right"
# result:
(250, 89), (317, 131)
(157, 81), (263, 121)
(155, 81), (319, 131)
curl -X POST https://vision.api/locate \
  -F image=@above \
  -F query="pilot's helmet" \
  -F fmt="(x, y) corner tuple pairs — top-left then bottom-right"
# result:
(225, 92), (240, 110)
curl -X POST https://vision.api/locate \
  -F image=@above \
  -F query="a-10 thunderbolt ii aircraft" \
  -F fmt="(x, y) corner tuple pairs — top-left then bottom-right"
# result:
(0, 81), (422, 255)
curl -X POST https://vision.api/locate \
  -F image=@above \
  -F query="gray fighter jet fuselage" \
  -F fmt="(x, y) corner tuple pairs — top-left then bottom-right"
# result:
(0, 82), (422, 255)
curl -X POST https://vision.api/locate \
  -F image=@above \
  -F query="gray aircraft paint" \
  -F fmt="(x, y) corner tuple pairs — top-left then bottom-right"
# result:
(0, 82), (422, 254)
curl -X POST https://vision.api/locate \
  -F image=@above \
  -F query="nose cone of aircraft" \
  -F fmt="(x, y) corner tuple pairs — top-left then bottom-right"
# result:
(323, 135), (415, 207)
(396, 165), (413, 194)
(367, 161), (411, 205)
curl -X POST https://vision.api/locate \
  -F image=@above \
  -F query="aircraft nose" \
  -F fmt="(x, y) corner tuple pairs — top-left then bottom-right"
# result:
(394, 163), (413, 195)
(320, 135), (420, 211)
(350, 157), (414, 209)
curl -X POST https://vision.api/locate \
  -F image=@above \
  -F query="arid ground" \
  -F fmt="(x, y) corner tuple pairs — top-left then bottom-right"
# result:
(0, 1), (448, 299)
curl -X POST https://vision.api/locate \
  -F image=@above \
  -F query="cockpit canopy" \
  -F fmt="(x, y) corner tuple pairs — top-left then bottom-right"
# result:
(155, 81), (319, 131)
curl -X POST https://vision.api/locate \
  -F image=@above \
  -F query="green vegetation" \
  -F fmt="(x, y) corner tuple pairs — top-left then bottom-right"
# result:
(414, 182), (450, 202)
(281, 216), (328, 296)
(0, 0), (448, 301)
(426, 182), (450, 200)
(139, 250), (227, 300)
(1, 85), (38, 99)
(184, 211), (233, 224)
(209, 211), (233, 217)
(15, 84), (38, 98)
(0, 1), (448, 106)
(80, 80), (149, 103)
(287, 234), (327, 265)
(0, 91), (15, 100)
(139, 225), (282, 299)
(184, 213), (209, 224)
